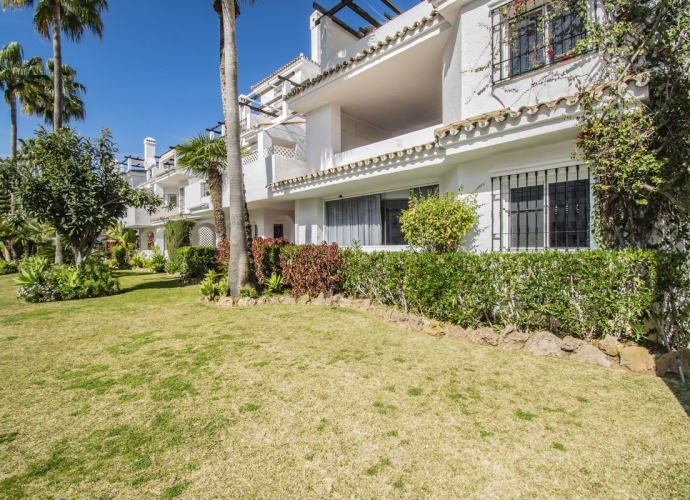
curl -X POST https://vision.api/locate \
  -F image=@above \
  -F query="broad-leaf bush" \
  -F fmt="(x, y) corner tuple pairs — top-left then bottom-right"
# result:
(251, 237), (292, 284)
(280, 242), (344, 297)
(0, 260), (18, 275)
(400, 189), (479, 253)
(176, 246), (216, 279)
(15, 257), (119, 303)
(343, 249), (664, 343)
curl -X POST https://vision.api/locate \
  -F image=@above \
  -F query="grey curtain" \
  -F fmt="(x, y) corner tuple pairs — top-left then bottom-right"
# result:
(326, 195), (382, 247)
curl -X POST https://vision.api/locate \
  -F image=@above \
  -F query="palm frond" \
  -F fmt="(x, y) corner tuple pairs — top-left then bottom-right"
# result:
(176, 134), (227, 178)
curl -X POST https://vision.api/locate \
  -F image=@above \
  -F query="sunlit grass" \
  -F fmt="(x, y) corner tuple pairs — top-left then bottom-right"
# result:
(0, 271), (688, 498)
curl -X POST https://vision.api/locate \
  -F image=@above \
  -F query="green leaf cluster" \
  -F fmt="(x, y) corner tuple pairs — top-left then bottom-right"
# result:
(164, 220), (195, 264)
(399, 190), (479, 253)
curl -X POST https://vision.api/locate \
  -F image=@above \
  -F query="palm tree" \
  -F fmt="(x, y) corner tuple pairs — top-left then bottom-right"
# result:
(0, 42), (45, 164)
(21, 59), (86, 126)
(176, 134), (228, 244)
(106, 222), (136, 263)
(2, 0), (107, 132)
(220, 0), (256, 296)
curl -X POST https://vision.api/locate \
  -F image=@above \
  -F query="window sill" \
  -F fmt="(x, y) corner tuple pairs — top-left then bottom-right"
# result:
(491, 51), (594, 88)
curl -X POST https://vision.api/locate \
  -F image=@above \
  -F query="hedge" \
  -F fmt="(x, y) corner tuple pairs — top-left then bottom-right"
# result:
(342, 249), (662, 342)
(177, 246), (216, 279)
(251, 237), (292, 284)
(165, 220), (195, 263)
(280, 242), (344, 297)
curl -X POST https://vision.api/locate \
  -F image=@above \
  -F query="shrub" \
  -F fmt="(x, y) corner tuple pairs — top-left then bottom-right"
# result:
(148, 251), (167, 273)
(111, 245), (128, 268)
(280, 242), (345, 297)
(199, 270), (228, 301)
(165, 220), (195, 263)
(343, 249), (660, 342)
(215, 239), (230, 275)
(16, 257), (119, 303)
(129, 254), (151, 269)
(251, 237), (292, 284)
(0, 260), (18, 275)
(177, 246), (216, 279)
(400, 189), (479, 253)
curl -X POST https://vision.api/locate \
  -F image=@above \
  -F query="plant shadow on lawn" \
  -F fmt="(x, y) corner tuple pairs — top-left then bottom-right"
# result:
(118, 276), (194, 294)
(663, 378), (690, 418)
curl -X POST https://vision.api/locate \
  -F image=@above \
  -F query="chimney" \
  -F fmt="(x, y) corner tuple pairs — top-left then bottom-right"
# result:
(144, 137), (157, 169)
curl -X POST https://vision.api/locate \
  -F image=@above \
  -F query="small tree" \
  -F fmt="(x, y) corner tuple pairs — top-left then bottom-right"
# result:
(400, 190), (479, 254)
(13, 127), (162, 269)
(164, 219), (195, 263)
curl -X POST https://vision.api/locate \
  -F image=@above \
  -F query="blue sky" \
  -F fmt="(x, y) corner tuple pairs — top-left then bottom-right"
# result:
(0, 0), (421, 159)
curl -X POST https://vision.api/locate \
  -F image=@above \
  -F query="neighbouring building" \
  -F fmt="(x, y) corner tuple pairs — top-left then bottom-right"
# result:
(124, 0), (648, 253)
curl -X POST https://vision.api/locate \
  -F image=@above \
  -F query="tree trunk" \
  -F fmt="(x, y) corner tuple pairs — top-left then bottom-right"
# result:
(9, 89), (17, 166)
(208, 166), (227, 242)
(55, 234), (64, 265)
(221, 0), (252, 296)
(51, 1), (64, 131)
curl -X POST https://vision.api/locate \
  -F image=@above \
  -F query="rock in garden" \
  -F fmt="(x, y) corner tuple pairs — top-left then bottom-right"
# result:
(311, 293), (327, 306)
(561, 336), (583, 352)
(569, 345), (611, 368)
(524, 331), (565, 358)
(339, 297), (352, 307)
(598, 335), (622, 357)
(470, 327), (499, 347)
(268, 296), (282, 305)
(619, 346), (655, 374)
(445, 326), (469, 341)
(281, 296), (296, 305)
(297, 294), (311, 305)
(217, 296), (236, 307)
(655, 348), (690, 378)
(256, 297), (269, 305)
(237, 298), (256, 307)
(500, 330), (531, 351)
(424, 320), (445, 337)
(408, 315), (424, 331)
(359, 299), (371, 311)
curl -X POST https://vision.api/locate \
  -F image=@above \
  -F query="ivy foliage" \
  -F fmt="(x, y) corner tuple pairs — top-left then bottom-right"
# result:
(570, 0), (690, 249)
(164, 220), (195, 263)
(399, 190), (479, 253)
(10, 127), (162, 269)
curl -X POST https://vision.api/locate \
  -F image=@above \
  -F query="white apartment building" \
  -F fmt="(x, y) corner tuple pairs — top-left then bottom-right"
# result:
(125, 0), (648, 254)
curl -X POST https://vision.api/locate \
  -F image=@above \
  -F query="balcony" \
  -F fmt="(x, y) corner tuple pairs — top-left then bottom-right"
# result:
(243, 145), (310, 202)
(123, 207), (152, 228)
(150, 207), (181, 223)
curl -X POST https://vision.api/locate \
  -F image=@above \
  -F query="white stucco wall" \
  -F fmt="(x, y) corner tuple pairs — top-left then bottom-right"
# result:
(295, 198), (325, 245)
(306, 103), (341, 172)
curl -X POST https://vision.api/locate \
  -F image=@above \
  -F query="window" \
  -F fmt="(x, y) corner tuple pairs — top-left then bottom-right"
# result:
(200, 182), (209, 197)
(492, 166), (590, 251)
(491, 0), (587, 83)
(326, 184), (439, 247)
(165, 194), (178, 208)
(274, 224), (284, 239)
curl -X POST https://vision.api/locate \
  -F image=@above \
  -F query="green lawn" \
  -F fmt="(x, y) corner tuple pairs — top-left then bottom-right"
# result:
(0, 271), (689, 499)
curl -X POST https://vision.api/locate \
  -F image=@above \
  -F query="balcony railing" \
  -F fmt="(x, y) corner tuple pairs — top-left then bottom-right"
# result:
(264, 146), (306, 162)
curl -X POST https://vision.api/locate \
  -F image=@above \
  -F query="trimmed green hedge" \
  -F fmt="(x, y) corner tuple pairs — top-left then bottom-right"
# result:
(177, 246), (216, 279)
(165, 220), (195, 263)
(343, 249), (661, 341)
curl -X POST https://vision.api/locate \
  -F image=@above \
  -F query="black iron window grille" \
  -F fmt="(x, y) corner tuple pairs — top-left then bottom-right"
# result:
(491, 165), (591, 252)
(491, 0), (588, 83)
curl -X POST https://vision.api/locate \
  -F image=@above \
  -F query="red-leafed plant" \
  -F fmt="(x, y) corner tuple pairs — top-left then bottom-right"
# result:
(251, 237), (292, 284)
(280, 242), (345, 297)
(215, 239), (231, 275)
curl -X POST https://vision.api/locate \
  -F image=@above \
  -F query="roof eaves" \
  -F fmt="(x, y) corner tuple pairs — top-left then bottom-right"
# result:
(286, 10), (441, 100)
(250, 55), (319, 91)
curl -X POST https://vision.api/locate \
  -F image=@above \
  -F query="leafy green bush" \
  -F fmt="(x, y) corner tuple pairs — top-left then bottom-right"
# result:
(164, 220), (195, 263)
(148, 251), (167, 273)
(0, 260), (18, 275)
(251, 237), (292, 284)
(199, 270), (229, 301)
(111, 245), (128, 268)
(177, 246), (216, 279)
(129, 254), (151, 269)
(16, 257), (119, 303)
(400, 189), (479, 253)
(343, 249), (661, 342)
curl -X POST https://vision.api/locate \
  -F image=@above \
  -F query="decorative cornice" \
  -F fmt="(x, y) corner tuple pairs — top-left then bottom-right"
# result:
(286, 10), (441, 100)
(436, 73), (650, 139)
(267, 142), (440, 191)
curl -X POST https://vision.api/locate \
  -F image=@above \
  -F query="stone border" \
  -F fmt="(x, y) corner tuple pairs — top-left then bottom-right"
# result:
(207, 293), (689, 380)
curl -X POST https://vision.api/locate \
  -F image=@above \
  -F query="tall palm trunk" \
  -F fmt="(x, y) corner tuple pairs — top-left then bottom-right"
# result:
(51, 1), (65, 265)
(208, 165), (227, 242)
(51, 0), (63, 131)
(221, 0), (251, 296)
(9, 89), (17, 165)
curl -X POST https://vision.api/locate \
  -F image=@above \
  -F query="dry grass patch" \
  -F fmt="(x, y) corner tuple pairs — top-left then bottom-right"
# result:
(0, 271), (689, 499)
